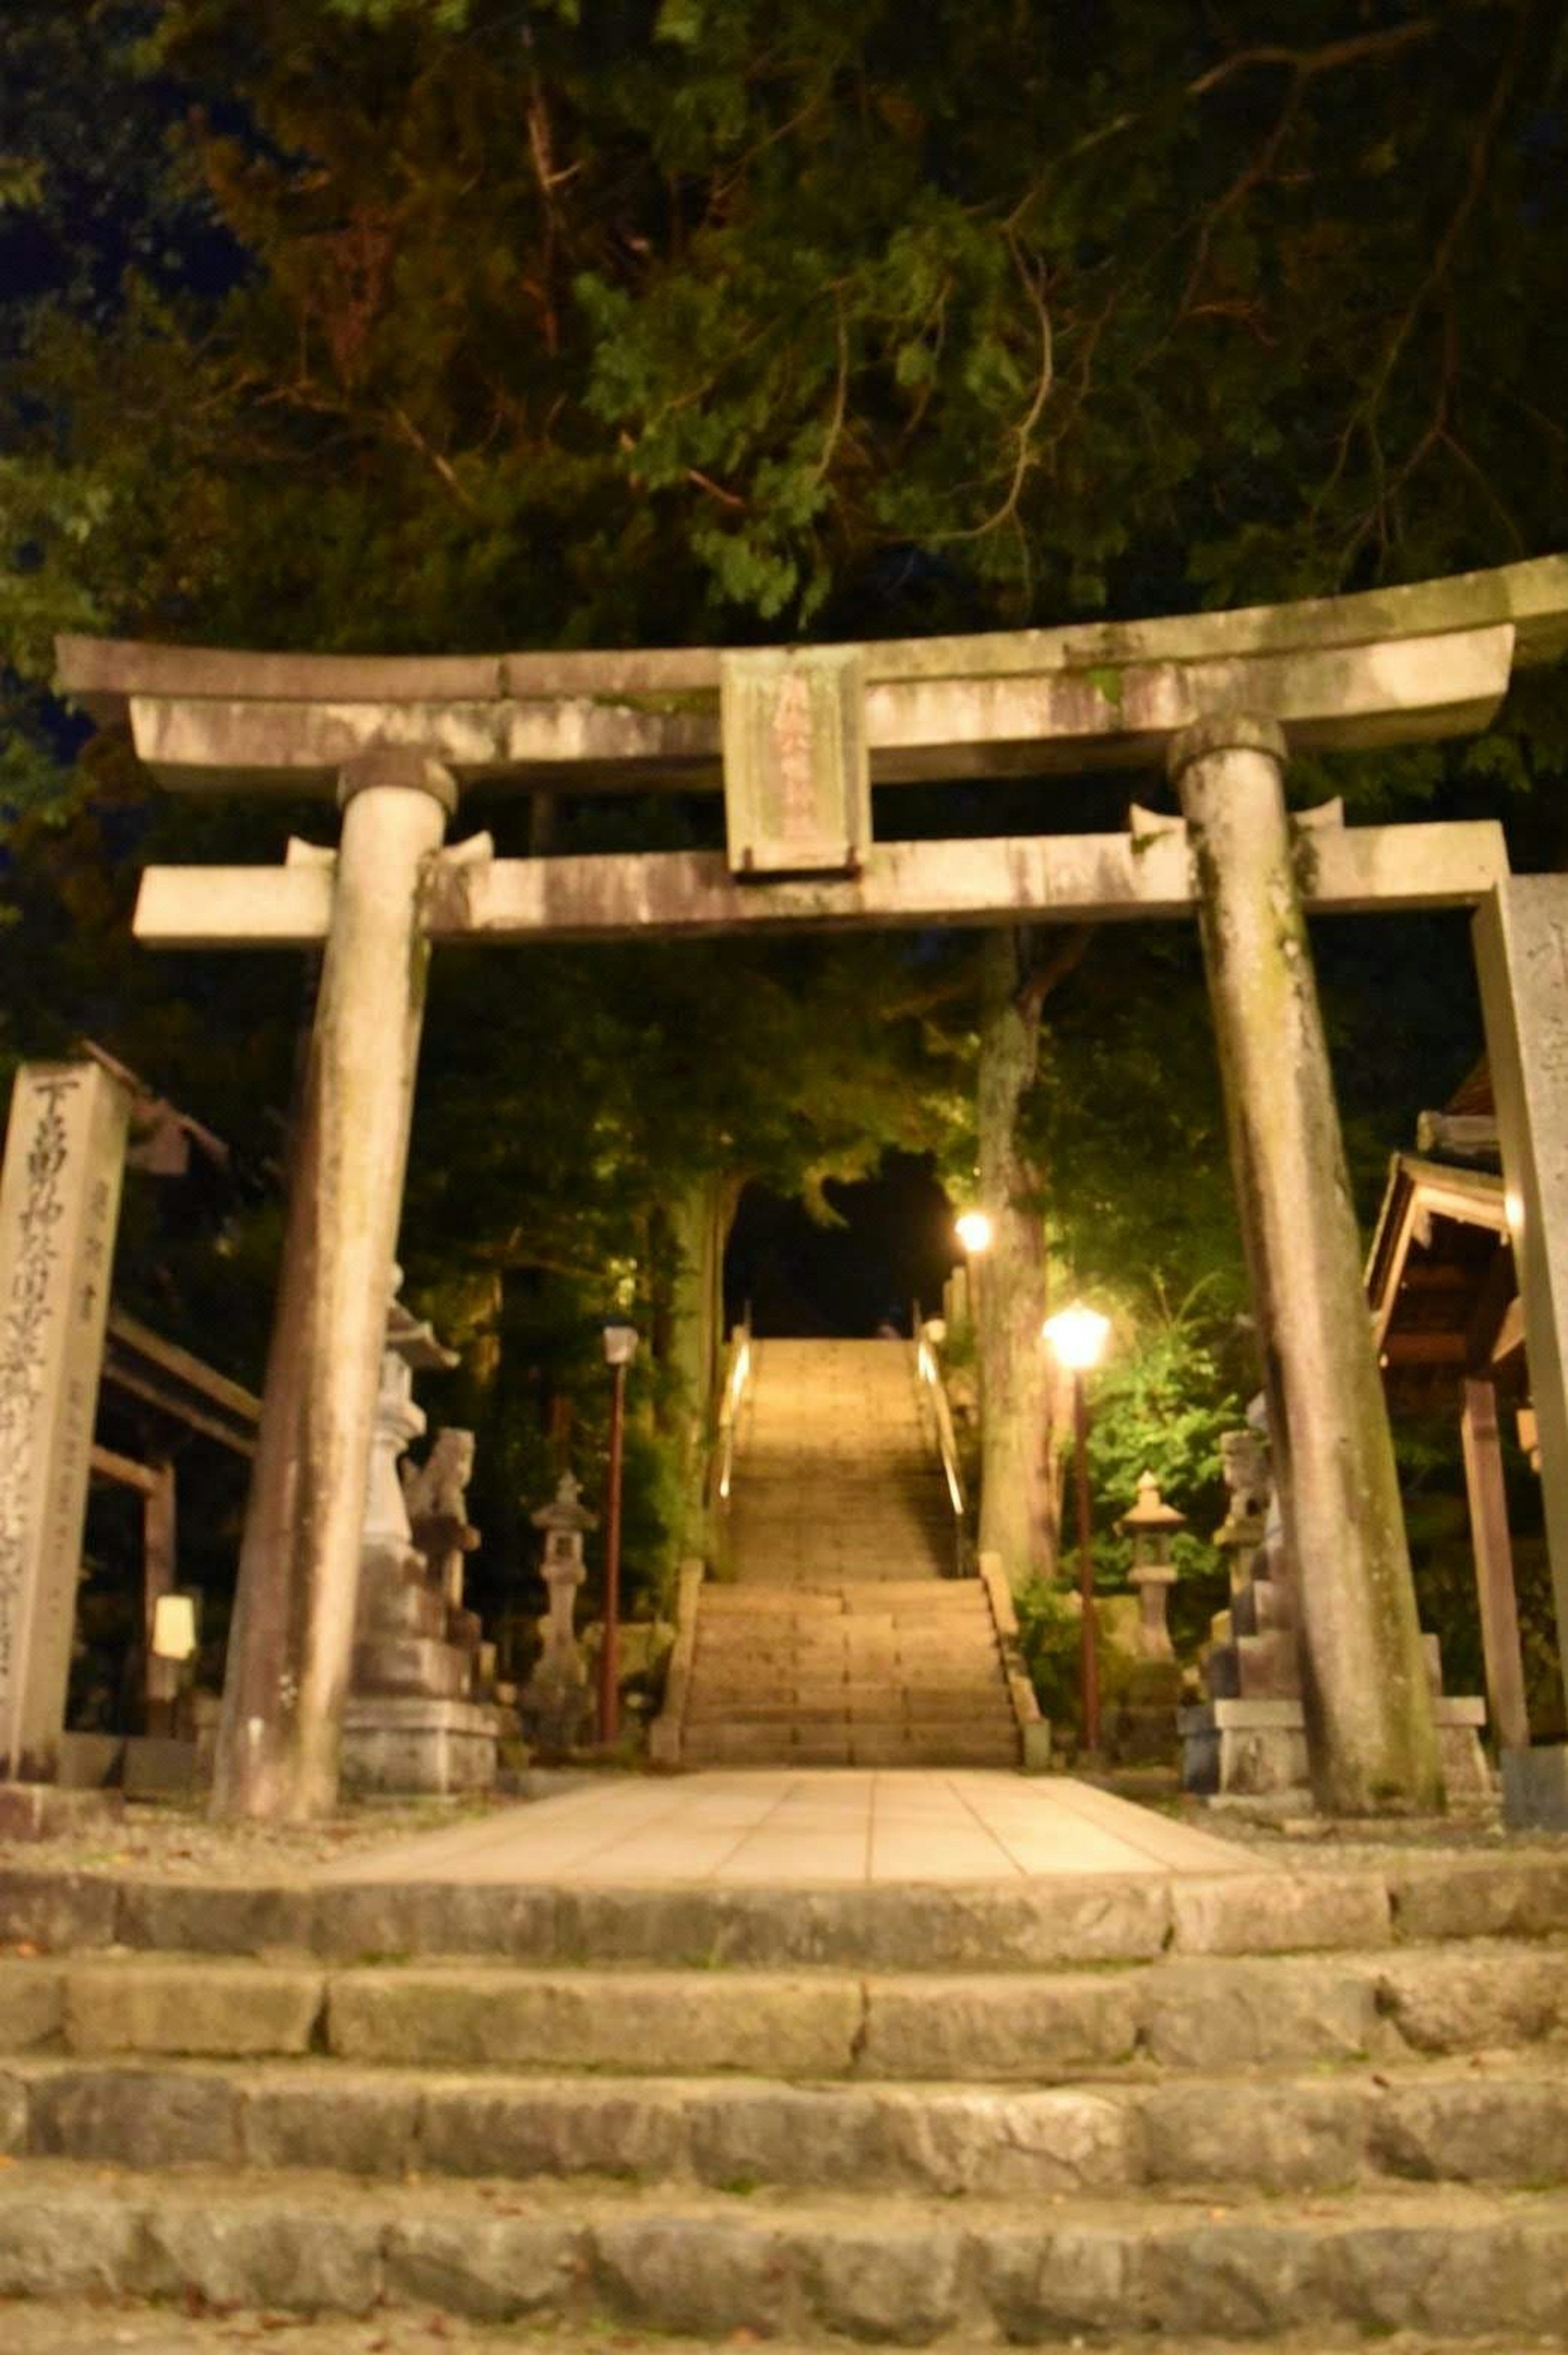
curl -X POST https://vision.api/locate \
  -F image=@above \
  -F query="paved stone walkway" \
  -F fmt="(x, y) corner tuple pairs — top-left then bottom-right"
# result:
(316, 1769), (1262, 1886)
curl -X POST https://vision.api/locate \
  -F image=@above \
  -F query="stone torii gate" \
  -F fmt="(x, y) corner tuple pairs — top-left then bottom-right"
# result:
(55, 555), (1568, 1823)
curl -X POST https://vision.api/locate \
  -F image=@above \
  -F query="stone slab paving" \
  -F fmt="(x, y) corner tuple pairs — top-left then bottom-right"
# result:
(315, 1770), (1265, 1887)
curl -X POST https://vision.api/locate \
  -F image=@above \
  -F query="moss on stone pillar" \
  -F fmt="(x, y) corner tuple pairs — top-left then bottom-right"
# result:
(212, 752), (457, 1822)
(1173, 713), (1441, 1814)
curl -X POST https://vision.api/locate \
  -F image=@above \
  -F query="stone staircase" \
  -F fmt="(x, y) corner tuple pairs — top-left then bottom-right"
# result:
(4, 1854), (1568, 2339)
(679, 1337), (1019, 1765)
(725, 1338), (957, 1586)
(682, 1581), (1020, 1765)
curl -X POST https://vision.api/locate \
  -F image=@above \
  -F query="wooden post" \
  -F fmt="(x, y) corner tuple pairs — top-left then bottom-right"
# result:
(1459, 1374), (1530, 1752)
(211, 751), (456, 1821)
(598, 1358), (627, 1747)
(1473, 880), (1568, 1715)
(1073, 1372), (1100, 1756)
(143, 1457), (180, 1733)
(1174, 713), (1441, 1815)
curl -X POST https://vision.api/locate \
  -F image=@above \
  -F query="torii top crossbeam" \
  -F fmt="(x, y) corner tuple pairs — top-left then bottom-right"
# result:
(58, 555), (1568, 797)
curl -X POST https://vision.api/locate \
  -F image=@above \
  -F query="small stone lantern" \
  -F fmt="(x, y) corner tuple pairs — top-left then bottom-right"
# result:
(1118, 1470), (1186, 1661)
(522, 1473), (598, 1750)
(1215, 1426), (1270, 1594)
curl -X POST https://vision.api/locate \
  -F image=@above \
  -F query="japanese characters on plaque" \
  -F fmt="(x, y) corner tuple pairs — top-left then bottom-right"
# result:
(0, 1063), (129, 1779)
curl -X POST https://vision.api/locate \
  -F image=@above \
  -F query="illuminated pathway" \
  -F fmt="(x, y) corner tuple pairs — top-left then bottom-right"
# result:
(312, 1767), (1263, 1886)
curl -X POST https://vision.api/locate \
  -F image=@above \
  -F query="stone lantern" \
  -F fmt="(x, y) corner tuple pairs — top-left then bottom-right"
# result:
(1118, 1470), (1186, 1661)
(522, 1473), (597, 1751)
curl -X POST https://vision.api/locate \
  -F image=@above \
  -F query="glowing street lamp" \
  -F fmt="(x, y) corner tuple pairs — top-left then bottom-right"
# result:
(953, 1208), (994, 1340)
(1043, 1302), (1111, 1757)
(955, 1209), (994, 1256)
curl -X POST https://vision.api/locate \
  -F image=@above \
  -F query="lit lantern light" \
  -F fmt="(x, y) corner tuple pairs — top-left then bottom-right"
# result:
(151, 1592), (198, 1662)
(1041, 1302), (1111, 1372)
(955, 1209), (993, 1255)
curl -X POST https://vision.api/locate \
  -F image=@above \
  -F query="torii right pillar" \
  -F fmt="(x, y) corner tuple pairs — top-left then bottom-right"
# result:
(1173, 714), (1443, 1815)
(1474, 878), (1568, 1826)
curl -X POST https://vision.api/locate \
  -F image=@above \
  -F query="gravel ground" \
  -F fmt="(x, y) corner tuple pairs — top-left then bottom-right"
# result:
(0, 1778), (594, 1887)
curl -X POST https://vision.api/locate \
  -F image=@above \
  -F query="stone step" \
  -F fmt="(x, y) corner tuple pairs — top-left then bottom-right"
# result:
(2, 2162), (1568, 2338)
(8, 1941), (1568, 2074)
(731, 1487), (945, 1506)
(10, 2052), (1568, 2199)
(682, 1671), (1011, 1699)
(703, 1596), (966, 1618)
(9, 1857), (1568, 1970)
(696, 1601), (992, 1628)
(690, 1646), (999, 1670)
(679, 1731), (1020, 1767)
(695, 1609), (992, 1633)
(0, 2312), (1545, 2355)
(699, 1581), (972, 1612)
(692, 1639), (993, 1658)
(687, 1656), (1004, 1685)
(682, 1692), (1015, 1722)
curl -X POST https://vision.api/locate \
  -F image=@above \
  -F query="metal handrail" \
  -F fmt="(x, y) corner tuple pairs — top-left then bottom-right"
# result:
(711, 1314), (753, 1514)
(914, 1326), (974, 1576)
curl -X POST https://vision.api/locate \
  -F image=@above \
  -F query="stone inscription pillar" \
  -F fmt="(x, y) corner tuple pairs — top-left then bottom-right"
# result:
(0, 1061), (131, 1781)
(1173, 714), (1441, 1814)
(1473, 878), (1568, 1720)
(212, 752), (456, 1821)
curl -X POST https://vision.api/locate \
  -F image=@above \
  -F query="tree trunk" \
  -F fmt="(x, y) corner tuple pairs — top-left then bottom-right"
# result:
(976, 929), (1058, 1591)
(657, 1171), (741, 1566)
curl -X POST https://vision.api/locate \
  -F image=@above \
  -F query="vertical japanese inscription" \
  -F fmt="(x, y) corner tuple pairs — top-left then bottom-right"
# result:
(720, 646), (870, 876)
(0, 1063), (129, 1778)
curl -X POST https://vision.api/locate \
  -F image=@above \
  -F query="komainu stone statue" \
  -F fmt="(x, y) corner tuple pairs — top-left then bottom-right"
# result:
(403, 1427), (481, 1615)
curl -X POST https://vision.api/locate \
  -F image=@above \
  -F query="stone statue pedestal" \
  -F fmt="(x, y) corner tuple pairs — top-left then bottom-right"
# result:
(340, 1695), (499, 1798)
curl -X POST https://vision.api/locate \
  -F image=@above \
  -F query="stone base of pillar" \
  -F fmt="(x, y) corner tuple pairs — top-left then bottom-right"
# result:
(1434, 1702), (1492, 1802)
(1182, 1697), (1491, 1804)
(0, 1781), (126, 1840)
(340, 1697), (498, 1798)
(1180, 1699), (1308, 1798)
(1106, 1659), (1185, 1767)
(1501, 1744), (1568, 1829)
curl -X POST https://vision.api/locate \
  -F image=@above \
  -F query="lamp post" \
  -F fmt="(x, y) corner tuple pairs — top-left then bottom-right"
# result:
(598, 1316), (638, 1745)
(1043, 1302), (1111, 1758)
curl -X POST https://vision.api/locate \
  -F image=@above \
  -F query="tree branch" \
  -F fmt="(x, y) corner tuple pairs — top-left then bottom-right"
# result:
(1016, 924), (1095, 1023)
(1007, 13), (1449, 232)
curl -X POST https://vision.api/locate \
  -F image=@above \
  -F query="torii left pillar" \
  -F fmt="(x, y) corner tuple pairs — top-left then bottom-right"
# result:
(211, 750), (456, 1820)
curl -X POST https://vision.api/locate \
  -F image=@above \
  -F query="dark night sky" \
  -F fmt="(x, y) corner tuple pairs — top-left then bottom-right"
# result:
(724, 1154), (958, 1337)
